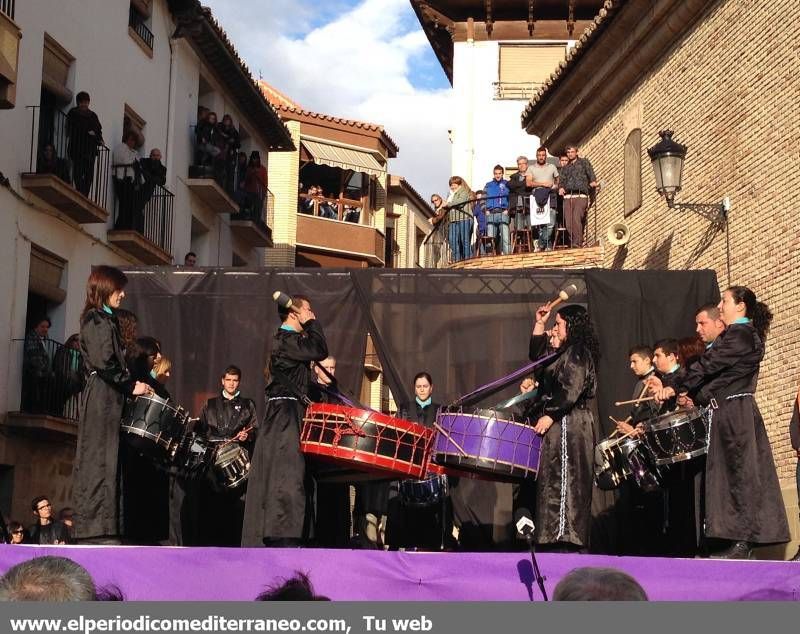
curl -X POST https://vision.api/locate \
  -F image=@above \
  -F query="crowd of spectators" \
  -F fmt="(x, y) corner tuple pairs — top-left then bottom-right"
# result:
(2, 496), (75, 546)
(428, 145), (597, 263)
(298, 184), (361, 223)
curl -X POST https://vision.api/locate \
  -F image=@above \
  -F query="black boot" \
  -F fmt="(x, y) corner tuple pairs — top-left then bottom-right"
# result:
(709, 540), (752, 559)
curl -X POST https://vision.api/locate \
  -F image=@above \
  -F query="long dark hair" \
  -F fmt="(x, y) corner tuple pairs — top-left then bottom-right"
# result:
(726, 285), (772, 342)
(115, 309), (138, 361)
(677, 335), (705, 367)
(557, 304), (600, 364)
(81, 266), (127, 320)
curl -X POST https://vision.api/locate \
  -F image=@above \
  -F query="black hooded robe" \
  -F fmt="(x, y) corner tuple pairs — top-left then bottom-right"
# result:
(529, 334), (596, 547)
(678, 322), (789, 544)
(241, 320), (328, 546)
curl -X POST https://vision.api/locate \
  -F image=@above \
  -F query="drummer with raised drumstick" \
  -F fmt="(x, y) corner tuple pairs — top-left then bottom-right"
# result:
(242, 293), (328, 548)
(528, 301), (598, 552)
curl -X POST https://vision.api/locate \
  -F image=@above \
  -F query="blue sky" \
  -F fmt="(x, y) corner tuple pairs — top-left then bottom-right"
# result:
(202, 0), (452, 199)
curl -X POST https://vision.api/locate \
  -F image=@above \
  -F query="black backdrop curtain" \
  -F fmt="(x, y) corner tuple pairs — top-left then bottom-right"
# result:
(122, 266), (719, 551)
(124, 269), (369, 422)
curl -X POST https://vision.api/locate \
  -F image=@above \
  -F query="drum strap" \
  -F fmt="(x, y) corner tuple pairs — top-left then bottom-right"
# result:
(557, 415), (568, 541)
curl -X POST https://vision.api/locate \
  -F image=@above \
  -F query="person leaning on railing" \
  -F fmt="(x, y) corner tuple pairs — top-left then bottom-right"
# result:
(112, 130), (143, 232)
(66, 91), (104, 197)
(36, 142), (70, 183)
(138, 148), (167, 222)
(443, 176), (474, 263)
(22, 316), (54, 414)
(242, 151), (267, 219)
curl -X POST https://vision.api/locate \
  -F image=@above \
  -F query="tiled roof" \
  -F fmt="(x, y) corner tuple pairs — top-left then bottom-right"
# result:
(521, 0), (623, 126)
(257, 80), (400, 156)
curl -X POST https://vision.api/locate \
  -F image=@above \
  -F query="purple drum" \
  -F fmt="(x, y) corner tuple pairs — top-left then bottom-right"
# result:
(433, 408), (542, 481)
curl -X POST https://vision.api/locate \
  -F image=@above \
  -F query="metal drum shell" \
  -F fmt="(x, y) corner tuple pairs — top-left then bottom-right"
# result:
(120, 394), (188, 464)
(643, 407), (708, 465)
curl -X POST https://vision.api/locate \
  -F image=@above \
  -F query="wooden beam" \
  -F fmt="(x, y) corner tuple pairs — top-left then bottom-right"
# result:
(453, 19), (593, 42)
(485, 0), (493, 38)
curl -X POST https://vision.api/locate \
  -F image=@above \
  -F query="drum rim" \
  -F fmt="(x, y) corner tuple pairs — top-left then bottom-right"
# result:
(647, 408), (703, 431)
(304, 402), (430, 435)
(652, 446), (708, 465)
(436, 410), (531, 431)
(120, 425), (178, 450)
(130, 392), (185, 416)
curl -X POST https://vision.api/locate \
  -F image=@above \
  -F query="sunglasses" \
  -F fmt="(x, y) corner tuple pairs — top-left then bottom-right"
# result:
(12, 530), (24, 534)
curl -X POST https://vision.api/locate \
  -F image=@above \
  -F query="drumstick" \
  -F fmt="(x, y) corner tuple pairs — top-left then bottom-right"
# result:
(546, 284), (579, 310)
(432, 422), (469, 458)
(614, 396), (657, 406)
(219, 425), (254, 448)
(607, 415), (632, 437)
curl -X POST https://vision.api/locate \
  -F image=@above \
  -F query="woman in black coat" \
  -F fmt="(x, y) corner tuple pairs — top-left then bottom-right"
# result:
(529, 303), (598, 551)
(72, 266), (150, 541)
(657, 286), (790, 558)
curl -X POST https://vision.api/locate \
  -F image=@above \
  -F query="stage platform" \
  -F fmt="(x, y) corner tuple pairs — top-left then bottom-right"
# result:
(1, 546), (798, 601)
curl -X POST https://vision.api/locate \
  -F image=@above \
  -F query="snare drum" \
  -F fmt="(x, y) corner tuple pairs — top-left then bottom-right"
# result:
(213, 443), (251, 489)
(172, 433), (214, 478)
(399, 465), (450, 508)
(594, 436), (662, 492)
(433, 408), (541, 481)
(301, 403), (434, 480)
(643, 407), (708, 465)
(120, 394), (188, 463)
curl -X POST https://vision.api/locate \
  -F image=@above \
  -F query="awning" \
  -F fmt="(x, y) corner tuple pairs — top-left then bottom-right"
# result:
(301, 139), (385, 178)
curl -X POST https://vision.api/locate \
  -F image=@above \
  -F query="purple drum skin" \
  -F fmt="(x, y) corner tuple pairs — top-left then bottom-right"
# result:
(433, 410), (542, 480)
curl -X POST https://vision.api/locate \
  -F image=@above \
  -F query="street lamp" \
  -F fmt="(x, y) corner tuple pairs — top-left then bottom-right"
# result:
(647, 130), (730, 221)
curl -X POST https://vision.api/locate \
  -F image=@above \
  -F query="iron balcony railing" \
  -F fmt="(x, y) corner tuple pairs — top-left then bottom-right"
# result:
(129, 5), (154, 49)
(230, 185), (272, 240)
(112, 164), (174, 254)
(492, 81), (545, 100)
(0, 0), (15, 20)
(26, 105), (111, 211)
(15, 337), (84, 422)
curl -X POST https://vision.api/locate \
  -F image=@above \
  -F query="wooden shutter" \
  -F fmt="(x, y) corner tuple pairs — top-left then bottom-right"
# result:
(29, 245), (66, 304)
(498, 45), (566, 85)
(42, 34), (73, 102)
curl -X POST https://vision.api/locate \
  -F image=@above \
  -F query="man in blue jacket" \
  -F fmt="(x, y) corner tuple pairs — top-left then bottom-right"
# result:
(483, 165), (510, 255)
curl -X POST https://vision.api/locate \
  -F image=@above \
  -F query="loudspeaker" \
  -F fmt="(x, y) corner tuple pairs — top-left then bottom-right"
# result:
(606, 222), (630, 246)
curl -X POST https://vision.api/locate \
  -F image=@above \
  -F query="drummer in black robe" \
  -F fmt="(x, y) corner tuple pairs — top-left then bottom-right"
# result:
(241, 294), (328, 547)
(188, 364), (258, 546)
(72, 266), (151, 542)
(387, 372), (448, 550)
(655, 286), (790, 559)
(529, 303), (598, 551)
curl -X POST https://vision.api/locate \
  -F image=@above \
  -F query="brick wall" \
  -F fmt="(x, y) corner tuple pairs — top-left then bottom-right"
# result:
(265, 120), (301, 267)
(574, 0), (800, 482)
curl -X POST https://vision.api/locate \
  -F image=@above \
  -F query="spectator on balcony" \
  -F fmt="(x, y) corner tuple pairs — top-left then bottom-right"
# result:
(36, 142), (70, 182)
(184, 252), (198, 266)
(318, 190), (338, 220)
(234, 151), (249, 206)
(344, 205), (360, 223)
(484, 165), (511, 255)
(217, 114), (240, 193)
(22, 316), (53, 414)
(29, 496), (71, 545)
(558, 144), (598, 248)
(194, 110), (221, 172)
(7, 521), (26, 544)
(112, 130), (143, 232)
(242, 151), (267, 219)
(53, 333), (83, 418)
(528, 147), (560, 252)
(556, 153), (569, 233)
(443, 176), (474, 263)
(299, 185), (317, 215)
(472, 189), (487, 254)
(508, 156), (532, 234)
(66, 91), (103, 197)
(138, 148), (167, 223)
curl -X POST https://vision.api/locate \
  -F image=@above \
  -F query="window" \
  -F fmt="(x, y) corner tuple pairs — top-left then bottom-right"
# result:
(624, 128), (642, 216)
(129, 1), (154, 54)
(496, 45), (566, 99)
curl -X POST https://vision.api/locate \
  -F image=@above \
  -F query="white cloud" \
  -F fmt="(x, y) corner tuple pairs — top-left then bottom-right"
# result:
(203, 0), (452, 200)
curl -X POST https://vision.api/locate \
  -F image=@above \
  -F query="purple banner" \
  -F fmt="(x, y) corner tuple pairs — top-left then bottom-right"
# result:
(1, 546), (798, 601)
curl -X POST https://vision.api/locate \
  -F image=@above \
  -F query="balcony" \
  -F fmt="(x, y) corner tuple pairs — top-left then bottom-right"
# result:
(492, 81), (545, 101)
(229, 188), (273, 247)
(296, 213), (385, 266)
(186, 164), (239, 214)
(20, 106), (110, 224)
(128, 5), (154, 55)
(6, 337), (82, 440)
(0, 1), (20, 109)
(107, 165), (174, 264)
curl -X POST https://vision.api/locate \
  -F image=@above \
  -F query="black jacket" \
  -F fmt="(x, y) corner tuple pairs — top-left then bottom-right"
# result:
(29, 520), (72, 545)
(198, 393), (258, 442)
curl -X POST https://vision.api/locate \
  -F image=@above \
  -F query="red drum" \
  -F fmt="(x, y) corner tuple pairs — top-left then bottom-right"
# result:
(301, 403), (434, 480)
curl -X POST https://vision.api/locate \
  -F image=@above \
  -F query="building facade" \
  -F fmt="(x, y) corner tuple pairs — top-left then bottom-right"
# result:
(522, 0), (800, 554)
(411, 0), (604, 185)
(0, 0), (292, 521)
